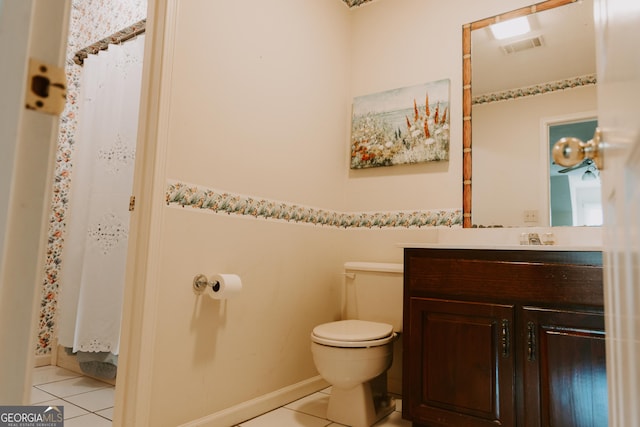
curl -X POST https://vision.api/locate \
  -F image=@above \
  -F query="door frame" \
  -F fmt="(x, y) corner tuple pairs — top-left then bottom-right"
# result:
(111, 0), (173, 424)
(0, 0), (71, 404)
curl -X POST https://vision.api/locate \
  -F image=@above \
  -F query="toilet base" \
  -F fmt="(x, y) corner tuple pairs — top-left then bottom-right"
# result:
(326, 380), (396, 427)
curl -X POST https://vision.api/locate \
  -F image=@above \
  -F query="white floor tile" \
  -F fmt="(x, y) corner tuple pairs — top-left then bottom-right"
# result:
(240, 407), (331, 427)
(284, 392), (330, 419)
(31, 367), (409, 427)
(64, 386), (115, 412)
(63, 413), (112, 427)
(372, 411), (411, 427)
(30, 386), (57, 404)
(32, 366), (82, 385)
(38, 398), (90, 420)
(96, 406), (114, 421)
(35, 376), (111, 398)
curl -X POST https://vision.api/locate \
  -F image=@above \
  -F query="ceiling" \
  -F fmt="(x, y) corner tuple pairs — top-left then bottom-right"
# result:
(471, 0), (596, 95)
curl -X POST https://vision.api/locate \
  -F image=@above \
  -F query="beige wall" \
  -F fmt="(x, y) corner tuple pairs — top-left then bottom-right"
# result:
(128, 1), (353, 425)
(344, 0), (535, 213)
(120, 0), (549, 425)
(166, 0), (350, 208)
(473, 86), (597, 227)
(150, 210), (344, 424)
(347, 0), (459, 213)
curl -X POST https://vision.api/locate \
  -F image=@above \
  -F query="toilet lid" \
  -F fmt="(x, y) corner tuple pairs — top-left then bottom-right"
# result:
(312, 320), (394, 345)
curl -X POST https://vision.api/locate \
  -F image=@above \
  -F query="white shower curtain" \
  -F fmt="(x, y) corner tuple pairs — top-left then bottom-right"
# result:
(57, 35), (144, 356)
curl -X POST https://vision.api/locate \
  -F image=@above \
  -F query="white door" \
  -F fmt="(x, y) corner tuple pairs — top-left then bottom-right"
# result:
(594, 0), (640, 425)
(0, 0), (70, 404)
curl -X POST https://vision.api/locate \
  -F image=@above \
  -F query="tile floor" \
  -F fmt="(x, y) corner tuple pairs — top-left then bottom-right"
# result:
(235, 389), (410, 427)
(31, 365), (114, 426)
(31, 365), (410, 426)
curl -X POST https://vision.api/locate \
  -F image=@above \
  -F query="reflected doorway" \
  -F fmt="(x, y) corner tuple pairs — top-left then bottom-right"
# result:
(548, 117), (602, 226)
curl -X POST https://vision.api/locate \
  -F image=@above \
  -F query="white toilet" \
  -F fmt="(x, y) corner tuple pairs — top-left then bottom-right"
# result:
(311, 262), (403, 427)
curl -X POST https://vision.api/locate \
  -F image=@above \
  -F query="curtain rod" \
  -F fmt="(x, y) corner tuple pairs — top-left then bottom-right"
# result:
(73, 19), (146, 66)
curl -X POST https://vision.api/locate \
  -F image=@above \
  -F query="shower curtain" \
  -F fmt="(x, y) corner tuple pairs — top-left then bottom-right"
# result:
(57, 35), (144, 377)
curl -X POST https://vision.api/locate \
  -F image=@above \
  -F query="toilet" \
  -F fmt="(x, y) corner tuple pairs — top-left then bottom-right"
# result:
(311, 262), (403, 427)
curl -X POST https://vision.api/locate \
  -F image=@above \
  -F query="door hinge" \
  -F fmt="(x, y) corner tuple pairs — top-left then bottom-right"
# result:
(129, 196), (136, 212)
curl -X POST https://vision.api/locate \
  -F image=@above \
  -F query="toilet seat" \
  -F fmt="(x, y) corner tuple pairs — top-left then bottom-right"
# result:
(312, 320), (395, 348)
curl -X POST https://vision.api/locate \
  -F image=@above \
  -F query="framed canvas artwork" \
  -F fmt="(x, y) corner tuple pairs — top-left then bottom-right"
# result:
(350, 79), (450, 169)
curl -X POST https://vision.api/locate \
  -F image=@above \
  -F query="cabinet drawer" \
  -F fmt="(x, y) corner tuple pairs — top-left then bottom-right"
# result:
(405, 249), (603, 307)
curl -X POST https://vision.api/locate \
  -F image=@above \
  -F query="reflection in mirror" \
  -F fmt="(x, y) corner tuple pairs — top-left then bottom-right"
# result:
(547, 116), (602, 226)
(462, 0), (599, 228)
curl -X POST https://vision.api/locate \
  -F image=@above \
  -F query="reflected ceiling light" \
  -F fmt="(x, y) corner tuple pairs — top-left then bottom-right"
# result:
(582, 166), (599, 181)
(490, 16), (531, 40)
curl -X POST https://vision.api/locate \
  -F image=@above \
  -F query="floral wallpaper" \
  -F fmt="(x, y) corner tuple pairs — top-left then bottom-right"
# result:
(166, 182), (462, 229)
(37, 0), (147, 356)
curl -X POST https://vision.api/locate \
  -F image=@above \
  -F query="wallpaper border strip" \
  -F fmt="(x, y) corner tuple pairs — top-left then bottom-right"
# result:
(472, 74), (597, 105)
(166, 181), (462, 228)
(73, 19), (146, 65)
(342, 0), (373, 7)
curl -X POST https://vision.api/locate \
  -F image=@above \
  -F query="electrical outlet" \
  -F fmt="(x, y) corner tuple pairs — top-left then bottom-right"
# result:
(524, 210), (539, 223)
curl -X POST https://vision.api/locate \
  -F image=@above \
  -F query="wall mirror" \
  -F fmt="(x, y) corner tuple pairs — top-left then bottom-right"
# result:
(462, 0), (598, 228)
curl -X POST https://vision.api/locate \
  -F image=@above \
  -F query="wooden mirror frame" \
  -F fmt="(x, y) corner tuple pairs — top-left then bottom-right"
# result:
(462, 0), (577, 228)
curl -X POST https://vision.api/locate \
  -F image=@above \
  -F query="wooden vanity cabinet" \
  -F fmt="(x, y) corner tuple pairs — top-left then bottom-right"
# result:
(402, 248), (605, 427)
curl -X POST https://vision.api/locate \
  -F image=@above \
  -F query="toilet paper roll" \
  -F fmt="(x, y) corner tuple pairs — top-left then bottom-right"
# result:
(204, 274), (242, 299)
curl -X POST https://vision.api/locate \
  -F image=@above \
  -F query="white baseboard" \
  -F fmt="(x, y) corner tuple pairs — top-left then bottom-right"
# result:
(34, 354), (51, 367)
(178, 376), (329, 427)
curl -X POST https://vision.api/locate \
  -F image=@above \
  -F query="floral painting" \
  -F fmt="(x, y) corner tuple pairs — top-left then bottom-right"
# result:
(350, 79), (450, 169)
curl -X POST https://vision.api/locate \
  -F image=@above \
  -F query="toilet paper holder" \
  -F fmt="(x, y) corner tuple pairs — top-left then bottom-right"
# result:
(193, 274), (220, 294)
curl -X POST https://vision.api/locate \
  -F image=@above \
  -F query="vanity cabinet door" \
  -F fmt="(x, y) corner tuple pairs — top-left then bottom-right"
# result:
(406, 297), (515, 427)
(521, 307), (607, 427)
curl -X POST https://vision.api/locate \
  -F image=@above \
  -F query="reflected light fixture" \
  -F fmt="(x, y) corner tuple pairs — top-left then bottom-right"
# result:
(489, 16), (531, 40)
(582, 165), (599, 181)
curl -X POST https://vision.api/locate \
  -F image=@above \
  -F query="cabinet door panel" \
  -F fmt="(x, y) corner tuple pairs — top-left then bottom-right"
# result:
(407, 298), (515, 426)
(522, 307), (607, 427)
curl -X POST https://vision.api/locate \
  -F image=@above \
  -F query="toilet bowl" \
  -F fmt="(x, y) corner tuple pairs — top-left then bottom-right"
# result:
(310, 262), (403, 427)
(311, 319), (397, 427)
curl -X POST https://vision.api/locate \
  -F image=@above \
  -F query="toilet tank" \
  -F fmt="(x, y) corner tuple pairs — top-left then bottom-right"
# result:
(343, 262), (404, 332)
